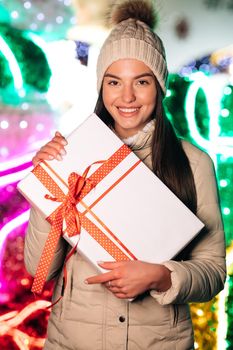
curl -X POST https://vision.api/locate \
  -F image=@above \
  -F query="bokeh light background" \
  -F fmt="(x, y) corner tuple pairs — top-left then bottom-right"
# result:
(0, 0), (233, 349)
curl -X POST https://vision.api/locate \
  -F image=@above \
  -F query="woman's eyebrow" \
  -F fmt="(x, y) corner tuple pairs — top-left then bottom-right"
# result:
(134, 73), (154, 79)
(104, 73), (154, 79)
(104, 73), (120, 79)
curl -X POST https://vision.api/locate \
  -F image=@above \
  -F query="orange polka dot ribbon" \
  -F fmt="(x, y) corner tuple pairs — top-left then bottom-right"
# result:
(31, 144), (138, 295)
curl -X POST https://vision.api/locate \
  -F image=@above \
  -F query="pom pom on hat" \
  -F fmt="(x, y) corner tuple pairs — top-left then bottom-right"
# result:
(110, 0), (158, 29)
(97, 0), (168, 95)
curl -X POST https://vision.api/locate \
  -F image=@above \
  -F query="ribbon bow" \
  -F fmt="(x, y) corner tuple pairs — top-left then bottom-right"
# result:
(31, 164), (98, 295)
(45, 172), (91, 240)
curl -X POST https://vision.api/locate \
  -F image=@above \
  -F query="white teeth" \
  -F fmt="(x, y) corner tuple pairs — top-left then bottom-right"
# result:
(118, 108), (139, 113)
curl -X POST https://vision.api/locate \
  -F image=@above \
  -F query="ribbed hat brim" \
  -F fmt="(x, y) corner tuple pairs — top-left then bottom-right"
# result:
(97, 37), (168, 94)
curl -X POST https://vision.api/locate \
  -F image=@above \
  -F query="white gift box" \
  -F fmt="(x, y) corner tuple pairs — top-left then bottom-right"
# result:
(18, 113), (204, 275)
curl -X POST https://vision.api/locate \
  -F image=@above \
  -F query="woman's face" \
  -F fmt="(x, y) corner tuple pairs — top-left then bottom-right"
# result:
(102, 59), (157, 138)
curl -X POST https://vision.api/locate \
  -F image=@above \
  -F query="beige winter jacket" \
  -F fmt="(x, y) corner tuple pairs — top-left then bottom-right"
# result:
(24, 121), (226, 350)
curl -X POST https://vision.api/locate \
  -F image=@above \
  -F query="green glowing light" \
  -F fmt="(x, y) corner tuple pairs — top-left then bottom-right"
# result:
(166, 89), (172, 98)
(220, 179), (228, 187)
(24, 31), (51, 68)
(223, 208), (231, 215)
(0, 34), (24, 94)
(221, 109), (230, 118)
(224, 86), (232, 95)
(185, 72), (233, 159)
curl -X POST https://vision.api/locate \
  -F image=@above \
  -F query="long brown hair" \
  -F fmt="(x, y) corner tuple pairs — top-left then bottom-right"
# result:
(94, 82), (197, 213)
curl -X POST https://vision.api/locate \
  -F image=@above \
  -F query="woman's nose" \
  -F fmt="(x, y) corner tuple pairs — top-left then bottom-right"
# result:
(122, 85), (136, 103)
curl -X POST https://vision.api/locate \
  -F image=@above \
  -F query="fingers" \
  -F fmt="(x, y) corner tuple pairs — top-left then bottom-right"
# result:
(85, 269), (130, 298)
(85, 261), (139, 299)
(32, 151), (54, 167)
(32, 131), (68, 167)
(85, 270), (114, 285)
(106, 282), (125, 293)
(107, 283), (131, 299)
(97, 261), (125, 270)
(54, 131), (68, 146)
(85, 261), (126, 284)
(114, 293), (128, 299)
(86, 274), (128, 297)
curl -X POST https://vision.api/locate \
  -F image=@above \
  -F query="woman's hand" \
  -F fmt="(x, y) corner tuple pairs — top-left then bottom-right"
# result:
(85, 261), (171, 299)
(32, 131), (68, 166)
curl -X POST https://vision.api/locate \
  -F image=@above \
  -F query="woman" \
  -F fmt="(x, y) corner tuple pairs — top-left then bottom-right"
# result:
(24, 1), (226, 349)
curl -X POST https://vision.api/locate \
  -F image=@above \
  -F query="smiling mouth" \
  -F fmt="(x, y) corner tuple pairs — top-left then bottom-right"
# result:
(117, 107), (140, 114)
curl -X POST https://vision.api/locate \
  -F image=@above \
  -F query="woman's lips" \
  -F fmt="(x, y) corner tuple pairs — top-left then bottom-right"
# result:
(117, 107), (140, 117)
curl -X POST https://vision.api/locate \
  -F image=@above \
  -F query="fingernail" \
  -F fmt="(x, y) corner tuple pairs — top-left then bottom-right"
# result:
(61, 139), (68, 145)
(56, 154), (63, 161)
(60, 149), (66, 156)
(48, 155), (54, 160)
(84, 280), (89, 284)
(97, 261), (104, 265)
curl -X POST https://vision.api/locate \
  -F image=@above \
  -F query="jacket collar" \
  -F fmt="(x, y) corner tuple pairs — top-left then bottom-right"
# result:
(121, 119), (155, 151)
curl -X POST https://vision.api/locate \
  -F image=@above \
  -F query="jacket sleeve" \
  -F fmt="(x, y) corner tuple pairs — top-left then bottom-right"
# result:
(24, 207), (68, 280)
(150, 150), (226, 304)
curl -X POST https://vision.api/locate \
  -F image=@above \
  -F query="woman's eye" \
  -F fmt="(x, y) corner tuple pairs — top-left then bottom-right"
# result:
(137, 80), (149, 85)
(108, 80), (119, 86)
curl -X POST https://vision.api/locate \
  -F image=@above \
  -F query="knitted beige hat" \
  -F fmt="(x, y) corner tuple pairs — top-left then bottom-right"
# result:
(96, 0), (168, 95)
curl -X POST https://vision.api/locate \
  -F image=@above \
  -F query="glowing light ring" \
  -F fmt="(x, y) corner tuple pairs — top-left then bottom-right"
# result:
(0, 167), (33, 188)
(0, 35), (25, 94)
(185, 72), (233, 162)
(24, 32), (54, 93)
(0, 153), (34, 172)
(0, 211), (30, 256)
(24, 32), (51, 68)
(0, 138), (50, 172)
(0, 161), (32, 177)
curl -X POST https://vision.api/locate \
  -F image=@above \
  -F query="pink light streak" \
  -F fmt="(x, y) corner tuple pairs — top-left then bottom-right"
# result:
(0, 168), (33, 188)
(0, 138), (49, 173)
(0, 211), (30, 257)
(0, 139), (51, 186)
(0, 153), (34, 172)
